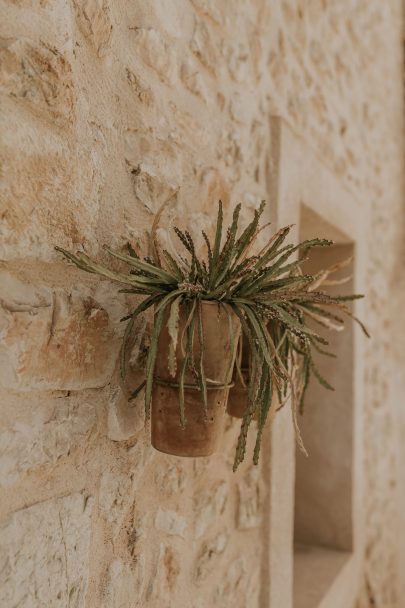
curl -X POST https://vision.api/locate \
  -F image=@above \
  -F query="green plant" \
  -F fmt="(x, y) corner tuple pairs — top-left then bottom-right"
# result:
(56, 201), (368, 470)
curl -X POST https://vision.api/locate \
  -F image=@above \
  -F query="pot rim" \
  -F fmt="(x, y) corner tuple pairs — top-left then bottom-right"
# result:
(184, 299), (232, 306)
(155, 298), (234, 307)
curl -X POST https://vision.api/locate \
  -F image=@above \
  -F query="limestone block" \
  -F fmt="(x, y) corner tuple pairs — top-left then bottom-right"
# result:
(126, 162), (179, 215)
(102, 558), (145, 608)
(219, 129), (244, 181)
(153, 463), (187, 495)
(189, 0), (224, 26)
(0, 272), (122, 391)
(229, 93), (250, 125)
(162, 546), (180, 592)
(236, 467), (263, 530)
(0, 108), (76, 260)
(106, 317), (149, 441)
(126, 439), (156, 472)
(124, 130), (181, 214)
(144, 543), (181, 602)
(133, 28), (177, 85)
(0, 149), (74, 259)
(155, 509), (188, 538)
(226, 42), (250, 84)
(0, 390), (96, 487)
(190, 18), (218, 76)
(0, 493), (93, 607)
(99, 471), (137, 530)
(73, 0), (113, 57)
(193, 481), (228, 539)
(0, 37), (74, 123)
(180, 58), (212, 104)
(194, 533), (228, 583)
(107, 385), (145, 441)
(0, 0), (75, 54)
(125, 68), (154, 105)
(213, 557), (246, 604)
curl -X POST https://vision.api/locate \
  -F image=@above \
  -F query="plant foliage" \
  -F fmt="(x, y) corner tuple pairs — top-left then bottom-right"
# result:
(56, 201), (368, 470)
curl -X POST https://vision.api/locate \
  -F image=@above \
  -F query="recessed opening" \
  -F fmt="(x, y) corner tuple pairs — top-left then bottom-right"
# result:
(294, 205), (355, 608)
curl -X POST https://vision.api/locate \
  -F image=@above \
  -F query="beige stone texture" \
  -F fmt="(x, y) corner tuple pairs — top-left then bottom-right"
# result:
(0, 1), (404, 607)
(0, 493), (94, 607)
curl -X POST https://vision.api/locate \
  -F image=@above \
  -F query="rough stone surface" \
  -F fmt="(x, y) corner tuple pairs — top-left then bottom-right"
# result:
(0, 37), (75, 123)
(193, 481), (228, 539)
(101, 558), (145, 608)
(236, 467), (263, 530)
(194, 533), (229, 584)
(155, 509), (188, 538)
(0, 272), (125, 390)
(73, 0), (113, 58)
(0, 1), (404, 607)
(0, 389), (96, 487)
(0, 493), (93, 607)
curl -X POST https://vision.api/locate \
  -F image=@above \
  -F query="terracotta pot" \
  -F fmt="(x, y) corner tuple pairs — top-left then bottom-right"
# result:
(227, 337), (250, 418)
(151, 300), (240, 457)
(227, 368), (249, 418)
(227, 379), (279, 419)
(227, 370), (280, 420)
(227, 331), (280, 419)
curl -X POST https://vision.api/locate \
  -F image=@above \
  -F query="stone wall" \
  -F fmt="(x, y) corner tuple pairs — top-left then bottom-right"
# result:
(0, 1), (404, 607)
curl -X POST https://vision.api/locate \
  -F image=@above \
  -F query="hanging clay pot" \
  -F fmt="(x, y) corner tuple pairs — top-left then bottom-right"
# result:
(227, 330), (280, 419)
(227, 334), (250, 418)
(227, 372), (280, 420)
(151, 300), (240, 457)
(227, 369), (250, 418)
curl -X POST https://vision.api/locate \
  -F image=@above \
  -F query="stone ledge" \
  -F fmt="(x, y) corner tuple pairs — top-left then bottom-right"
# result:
(294, 544), (354, 608)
